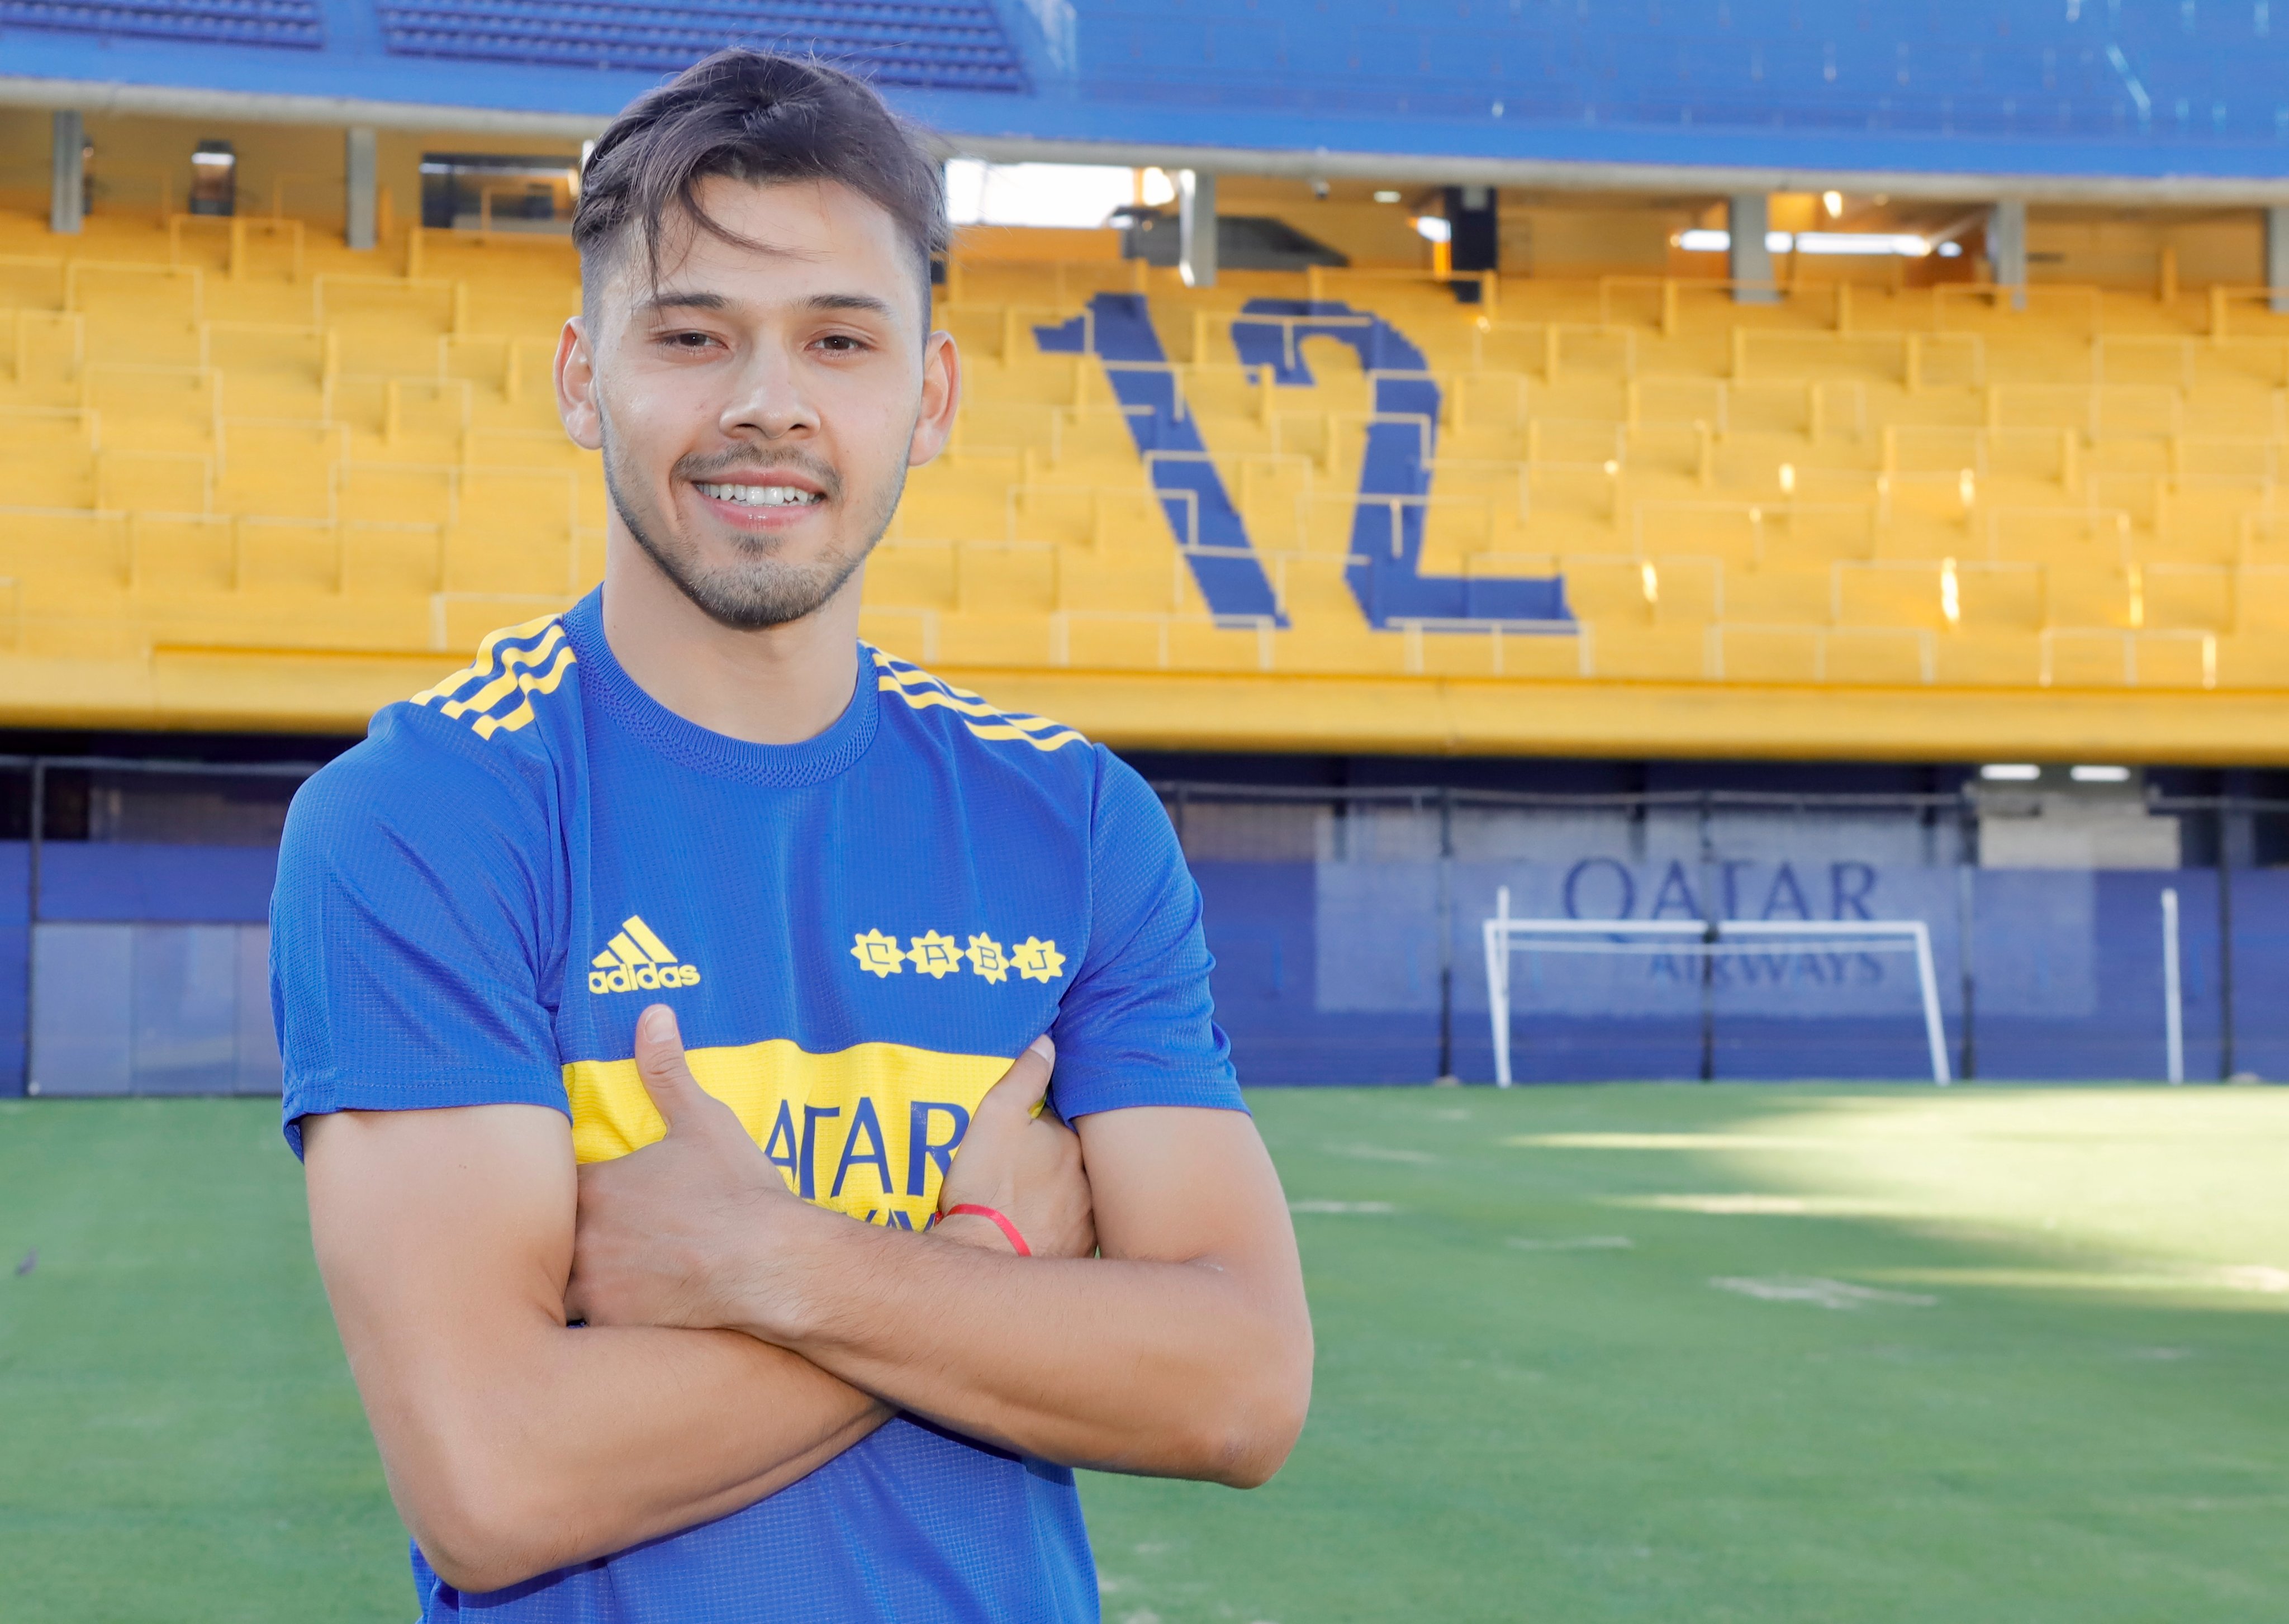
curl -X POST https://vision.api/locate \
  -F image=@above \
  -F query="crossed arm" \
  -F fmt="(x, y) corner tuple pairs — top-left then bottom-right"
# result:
(302, 1014), (1313, 1595)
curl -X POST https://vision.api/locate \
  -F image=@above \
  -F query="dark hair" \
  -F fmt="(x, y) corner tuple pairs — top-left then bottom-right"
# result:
(573, 50), (947, 310)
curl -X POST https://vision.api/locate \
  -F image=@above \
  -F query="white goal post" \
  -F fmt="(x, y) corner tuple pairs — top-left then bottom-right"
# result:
(1483, 886), (1951, 1087)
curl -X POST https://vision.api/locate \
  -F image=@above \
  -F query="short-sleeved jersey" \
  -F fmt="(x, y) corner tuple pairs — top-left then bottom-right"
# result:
(270, 586), (1241, 1623)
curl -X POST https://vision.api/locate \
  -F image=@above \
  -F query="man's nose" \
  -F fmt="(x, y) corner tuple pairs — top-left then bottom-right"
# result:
(720, 349), (816, 439)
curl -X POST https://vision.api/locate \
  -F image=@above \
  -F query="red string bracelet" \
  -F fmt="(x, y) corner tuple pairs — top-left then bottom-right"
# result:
(943, 1203), (1032, 1257)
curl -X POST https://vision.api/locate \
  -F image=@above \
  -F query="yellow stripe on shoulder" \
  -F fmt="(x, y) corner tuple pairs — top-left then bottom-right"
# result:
(412, 612), (562, 706)
(870, 648), (982, 702)
(870, 648), (1088, 753)
(412, 614), (577, 742)
(962, 720), (1090, 751)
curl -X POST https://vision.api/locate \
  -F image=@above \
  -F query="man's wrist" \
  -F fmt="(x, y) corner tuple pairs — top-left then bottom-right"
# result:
(713, 1191), (853, 1343)
(714, 1201), (1016, 1348)
(932, 1212), (1018, 1254)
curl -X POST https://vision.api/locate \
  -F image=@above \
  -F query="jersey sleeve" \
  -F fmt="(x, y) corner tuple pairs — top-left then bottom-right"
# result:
(269, 707), (566, 1157)
(1045, 748), (1243, 1119)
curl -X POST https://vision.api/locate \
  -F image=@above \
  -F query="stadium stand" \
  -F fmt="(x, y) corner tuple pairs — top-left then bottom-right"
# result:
(889, 246), (2289, 761)
(6, 199), (2289, 761)
(0, 0), (323, 50)
(0, 207), (591, 726)
(8, 0), (2289, 183)
(376, 1), (1029, 92)
(2, 1), (2289, 1091)
(1071, 0), (2289, 144)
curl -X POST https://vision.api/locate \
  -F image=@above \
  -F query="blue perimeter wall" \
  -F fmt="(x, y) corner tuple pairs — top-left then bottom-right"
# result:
(0, 841), (2278, 1091)
(0, 842), (277, 1094)
(1197, 860), (2289, 1086)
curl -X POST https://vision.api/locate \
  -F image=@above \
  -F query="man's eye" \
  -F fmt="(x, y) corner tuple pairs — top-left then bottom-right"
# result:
(666, 331), (715, 349)
(819, 335), (865, 353)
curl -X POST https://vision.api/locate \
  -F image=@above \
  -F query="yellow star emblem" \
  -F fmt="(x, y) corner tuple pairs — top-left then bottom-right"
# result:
(1011, 936), (1067, 984)
(849, 929), (905, 977)
(966, 934), (1009, 984)
(906, 930), (963, 979)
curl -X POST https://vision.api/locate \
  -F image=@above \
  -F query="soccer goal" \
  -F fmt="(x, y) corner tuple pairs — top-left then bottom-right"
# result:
(1483, 886), (1951, 1086)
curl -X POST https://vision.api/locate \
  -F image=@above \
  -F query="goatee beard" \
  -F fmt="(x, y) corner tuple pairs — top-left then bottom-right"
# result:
(599, 432), (904, 631)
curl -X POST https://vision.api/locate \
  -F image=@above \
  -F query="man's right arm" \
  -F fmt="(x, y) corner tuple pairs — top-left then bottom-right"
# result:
(303, 1101), (885, 1595)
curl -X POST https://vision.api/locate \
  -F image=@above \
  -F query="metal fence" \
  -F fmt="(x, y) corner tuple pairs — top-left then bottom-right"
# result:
(0, 757), (2278, 1094)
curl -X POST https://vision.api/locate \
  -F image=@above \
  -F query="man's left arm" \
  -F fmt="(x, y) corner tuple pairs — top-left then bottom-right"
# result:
(572, 1025), (1310, 1487)
(783, 1101), (1310, 1484)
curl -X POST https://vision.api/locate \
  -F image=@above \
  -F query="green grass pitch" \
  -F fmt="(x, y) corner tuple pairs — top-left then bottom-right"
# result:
(3, 1085), (2287, 1622)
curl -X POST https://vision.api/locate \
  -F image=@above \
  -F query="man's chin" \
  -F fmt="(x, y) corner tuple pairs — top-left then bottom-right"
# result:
(666, 557), (862, 633)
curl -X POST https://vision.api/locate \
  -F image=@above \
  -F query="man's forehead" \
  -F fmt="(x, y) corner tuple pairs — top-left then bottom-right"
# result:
(612, 176), (916, 316)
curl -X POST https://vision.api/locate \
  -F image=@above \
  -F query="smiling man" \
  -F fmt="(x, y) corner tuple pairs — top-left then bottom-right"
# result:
(271, 50), (1312, 1624)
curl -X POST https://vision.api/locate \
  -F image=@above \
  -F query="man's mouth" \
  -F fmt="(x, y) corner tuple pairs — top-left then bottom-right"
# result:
(694, 481), (825, 508)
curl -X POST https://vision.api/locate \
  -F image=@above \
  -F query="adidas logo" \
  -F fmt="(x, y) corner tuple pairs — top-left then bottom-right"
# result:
(587, 915), (702, 995)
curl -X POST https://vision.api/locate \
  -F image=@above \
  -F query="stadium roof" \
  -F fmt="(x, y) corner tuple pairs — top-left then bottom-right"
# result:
(7, 1), (2289, 203)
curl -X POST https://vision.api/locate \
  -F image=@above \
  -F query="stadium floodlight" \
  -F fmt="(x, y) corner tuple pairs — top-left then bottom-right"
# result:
(2070, 764), (2131, 783)
(1980, 763), (2040, 781)
(1673, 228), (1929, 257)
(1413, 216), (1451, 243)
(1794, 231), (1931, 256)
(1481, 886), (1951, 1087)
(944, 159), (1137, 229)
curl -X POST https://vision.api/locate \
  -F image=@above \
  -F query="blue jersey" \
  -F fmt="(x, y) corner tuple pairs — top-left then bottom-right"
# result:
(270, 587), (1242, 1623)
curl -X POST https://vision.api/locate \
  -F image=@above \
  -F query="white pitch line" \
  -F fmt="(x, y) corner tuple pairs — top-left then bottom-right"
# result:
(1711, 1275), (1937, 1309)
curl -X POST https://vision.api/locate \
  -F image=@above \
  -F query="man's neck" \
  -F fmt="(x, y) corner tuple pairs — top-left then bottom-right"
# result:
(597, 530), (864, 747)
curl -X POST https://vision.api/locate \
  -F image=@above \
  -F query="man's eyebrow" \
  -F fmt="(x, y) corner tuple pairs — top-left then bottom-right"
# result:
(634, 289), (730, 317)
(631, 290), (897, 320)
(804, 292), (896, 319)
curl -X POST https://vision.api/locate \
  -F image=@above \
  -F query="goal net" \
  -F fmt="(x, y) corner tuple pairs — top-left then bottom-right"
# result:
(1483, 887), (1951, 1085)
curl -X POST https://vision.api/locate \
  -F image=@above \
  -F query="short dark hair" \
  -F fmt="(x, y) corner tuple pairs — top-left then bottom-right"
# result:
(573, 50), (947, 312)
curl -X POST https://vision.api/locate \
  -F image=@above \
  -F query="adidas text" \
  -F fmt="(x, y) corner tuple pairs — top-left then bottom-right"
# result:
(590, 962), (701, 995)
(588, 914), (702, 995)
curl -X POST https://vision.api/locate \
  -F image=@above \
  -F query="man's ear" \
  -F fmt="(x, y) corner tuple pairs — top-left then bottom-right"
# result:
(556, 316), (603, 452)
(907, 328), (961, 468)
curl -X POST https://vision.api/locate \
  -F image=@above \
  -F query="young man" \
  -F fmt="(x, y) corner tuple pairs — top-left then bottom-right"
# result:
(272, 50), (1312, 1622)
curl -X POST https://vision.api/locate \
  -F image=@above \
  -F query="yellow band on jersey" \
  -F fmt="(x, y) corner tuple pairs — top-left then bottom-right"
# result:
(564, 1038), (1014, 1228)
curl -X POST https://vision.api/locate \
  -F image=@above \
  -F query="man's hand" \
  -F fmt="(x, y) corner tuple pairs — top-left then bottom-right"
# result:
(937, 1037), (1095, 1260)
(567, 1004), (796, 1331)
(567, 1008), (1096, 1331)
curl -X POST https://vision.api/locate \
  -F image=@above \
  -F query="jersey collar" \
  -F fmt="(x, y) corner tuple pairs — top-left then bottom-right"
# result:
(562, 588), (880, 787)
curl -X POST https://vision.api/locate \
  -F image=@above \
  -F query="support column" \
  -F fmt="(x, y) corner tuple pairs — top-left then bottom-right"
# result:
(2267, 205), (2289, 315)
(1727, 194), (1775, 303)
(344, 126), (378, 251)
(49, 110), (84, 236)
(1178, 169), (1216, 288)
(1445, 184), (1499, 273)
(1989, 198), (2027, 311)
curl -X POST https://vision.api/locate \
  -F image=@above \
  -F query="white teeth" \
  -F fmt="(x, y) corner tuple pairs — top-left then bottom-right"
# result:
(696, 481), (820, 507)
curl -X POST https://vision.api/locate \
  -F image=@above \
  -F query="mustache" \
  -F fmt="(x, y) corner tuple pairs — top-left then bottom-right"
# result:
(673, 447), (843, 503)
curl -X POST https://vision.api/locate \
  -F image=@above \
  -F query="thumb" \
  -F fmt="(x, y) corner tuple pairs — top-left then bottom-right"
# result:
(632, 1004), (723, 1136)
(979, 1035), (1055, 1122)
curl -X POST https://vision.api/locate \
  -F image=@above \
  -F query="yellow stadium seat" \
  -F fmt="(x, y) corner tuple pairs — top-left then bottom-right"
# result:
(2, 203), (2287, 747)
